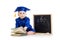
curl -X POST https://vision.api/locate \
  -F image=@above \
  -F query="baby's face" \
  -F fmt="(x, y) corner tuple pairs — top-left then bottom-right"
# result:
(18, 11), (26, 19)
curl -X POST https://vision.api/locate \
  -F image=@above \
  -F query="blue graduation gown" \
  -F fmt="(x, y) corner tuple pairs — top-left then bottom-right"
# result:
(15, 17), (35, 32)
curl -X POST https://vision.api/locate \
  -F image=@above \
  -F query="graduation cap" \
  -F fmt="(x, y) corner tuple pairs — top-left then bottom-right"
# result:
(14, 6), (30, 12)
(14, 6), (30, 17)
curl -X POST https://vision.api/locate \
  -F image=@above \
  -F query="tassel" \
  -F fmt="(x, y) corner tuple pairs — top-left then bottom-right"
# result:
(14, 13), (16, 17)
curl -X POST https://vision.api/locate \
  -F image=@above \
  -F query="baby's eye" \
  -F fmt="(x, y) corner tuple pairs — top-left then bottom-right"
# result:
(23, 13), (25, 14)
(20, 13), (22, 14)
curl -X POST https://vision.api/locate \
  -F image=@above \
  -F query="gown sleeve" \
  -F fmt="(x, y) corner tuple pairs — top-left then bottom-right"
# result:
(25, 18), (35, 32)
(25, 18), (32, 28)
(15, 19), (20, 28)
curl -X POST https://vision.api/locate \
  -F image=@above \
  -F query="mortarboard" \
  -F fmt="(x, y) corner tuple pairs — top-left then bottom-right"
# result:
(14, 6), (30, 17)
(14, 6), (30, 12)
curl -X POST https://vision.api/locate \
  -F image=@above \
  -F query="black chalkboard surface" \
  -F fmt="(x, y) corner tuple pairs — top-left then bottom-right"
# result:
(34, 15), (51, 33)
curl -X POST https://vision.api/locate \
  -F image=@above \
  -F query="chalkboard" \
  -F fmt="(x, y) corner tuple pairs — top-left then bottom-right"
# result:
(34, 15), (51, 33)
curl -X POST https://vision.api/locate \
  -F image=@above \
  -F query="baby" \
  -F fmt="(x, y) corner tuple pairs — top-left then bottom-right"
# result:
(12, 6), (35, 35)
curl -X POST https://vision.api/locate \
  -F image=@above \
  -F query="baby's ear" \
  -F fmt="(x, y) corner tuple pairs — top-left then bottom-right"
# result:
(18, 13), (19, 16)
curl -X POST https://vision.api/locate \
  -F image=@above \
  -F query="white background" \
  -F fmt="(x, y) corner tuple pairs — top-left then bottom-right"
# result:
(0, 0), (60, 40)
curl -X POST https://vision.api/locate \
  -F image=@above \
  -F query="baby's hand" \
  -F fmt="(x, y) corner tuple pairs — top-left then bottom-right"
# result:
(19, 27), (24, 30)
(24, 27), (27, 31)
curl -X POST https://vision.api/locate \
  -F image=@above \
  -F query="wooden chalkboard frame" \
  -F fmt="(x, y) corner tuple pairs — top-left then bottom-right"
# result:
(33, 14), (52, 34)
